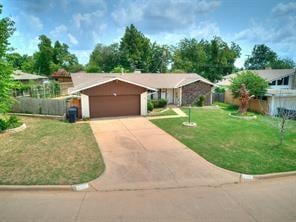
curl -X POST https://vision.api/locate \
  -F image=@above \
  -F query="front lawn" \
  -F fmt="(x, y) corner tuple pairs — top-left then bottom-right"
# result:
(0, 117), (104, 185)
(151, 105), (296, 174)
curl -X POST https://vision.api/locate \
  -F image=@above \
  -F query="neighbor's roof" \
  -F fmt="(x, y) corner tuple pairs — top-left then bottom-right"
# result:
(51, 69), (71, 78)
(12, 70), (48, 80)
(217, 69), (296, 86)
(69, 72), (214, 94)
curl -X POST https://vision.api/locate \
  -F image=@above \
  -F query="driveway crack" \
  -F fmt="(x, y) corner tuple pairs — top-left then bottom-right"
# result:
(74, 192), (87, 222)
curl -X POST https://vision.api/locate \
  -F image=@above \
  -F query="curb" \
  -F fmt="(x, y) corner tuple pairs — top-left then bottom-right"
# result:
(147, 115), (187, 120)
(240, 170), (296, 181)
(0, 183), (90, 192)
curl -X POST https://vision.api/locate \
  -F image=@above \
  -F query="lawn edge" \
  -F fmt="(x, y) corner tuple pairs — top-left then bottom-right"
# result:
(150, 119), (296, 182)
(241, 170), (296, 181)
(0, 182), (96, 191)
(0, 185), (73, 191)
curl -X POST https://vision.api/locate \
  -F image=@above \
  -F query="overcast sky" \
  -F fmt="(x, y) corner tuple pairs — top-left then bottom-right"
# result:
(2, 0), (296, 67)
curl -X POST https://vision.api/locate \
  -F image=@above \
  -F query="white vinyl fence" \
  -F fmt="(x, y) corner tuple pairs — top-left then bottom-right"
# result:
(11, 97), (67, 116)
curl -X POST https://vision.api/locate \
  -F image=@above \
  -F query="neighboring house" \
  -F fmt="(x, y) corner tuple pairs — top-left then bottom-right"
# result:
(69, 72), (214, 118)
(217, 69), (296, 115)
(12, 70), (48, 84)
(51, 69), (72, 82)
(51, 69), (73, 95)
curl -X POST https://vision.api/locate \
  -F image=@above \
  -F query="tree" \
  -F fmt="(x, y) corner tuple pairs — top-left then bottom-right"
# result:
(0, 5), (15, 57)
(67, 63), (84, 72)
(34, 35), (54, 75)
(28, 36), (82, 75)
(6, 52), (24, 69)
(230, 71), (268, 114)
(271, 58), (295, 69)
(245, 44), (277, 69)
(276, 96), (296, 146)
(20, 55), (35, 73)
(119, 24), (152, 72)
(0, 4), (16, 113)
(87, 43), (120, 72)
(148, 43), (170, 73)
(244, 44), (295, 69)
(202, 37), (241, 81)
(53, 41), (80, 69)
(0, 61), (15, 113)
(172, 37), (241, 81)
(85, 64), (101, 73)
(172, 38), (207, 74)
(111, 65), (128, 73)
(88, 26), (170, 73)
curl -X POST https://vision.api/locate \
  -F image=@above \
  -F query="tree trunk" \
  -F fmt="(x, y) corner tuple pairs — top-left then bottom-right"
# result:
(239, 99), (249, 115)
(279, 117), (286, 146)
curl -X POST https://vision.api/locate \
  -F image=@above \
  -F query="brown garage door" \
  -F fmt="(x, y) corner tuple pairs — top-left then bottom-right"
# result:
(89, 95), (140, 118)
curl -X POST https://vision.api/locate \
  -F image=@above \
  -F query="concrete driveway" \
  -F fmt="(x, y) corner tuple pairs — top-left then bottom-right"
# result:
(90, 117), (240, 191)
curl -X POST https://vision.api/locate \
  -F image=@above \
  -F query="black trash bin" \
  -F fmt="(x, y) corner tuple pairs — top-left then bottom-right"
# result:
(68, 107), (77, 123)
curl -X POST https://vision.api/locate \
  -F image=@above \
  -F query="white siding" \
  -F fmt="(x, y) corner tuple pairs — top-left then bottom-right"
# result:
(179, 87), (182, 106)
(140, 91), (147, 116)
(81, 93), (90, 118)
(269, 95), (296, 115)
(166, 89), (174, 104)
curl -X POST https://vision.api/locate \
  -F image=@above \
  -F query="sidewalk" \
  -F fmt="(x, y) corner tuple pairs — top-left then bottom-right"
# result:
(148, 107), (187, 120)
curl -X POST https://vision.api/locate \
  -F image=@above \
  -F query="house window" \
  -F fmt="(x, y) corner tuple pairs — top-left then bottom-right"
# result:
(269, 80), (276, 86)
(283, 76), (289, 85)
(277, 78), (283, 85)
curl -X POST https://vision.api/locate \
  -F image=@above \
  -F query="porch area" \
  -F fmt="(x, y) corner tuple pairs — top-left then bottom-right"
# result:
(148, 88), (182, 106)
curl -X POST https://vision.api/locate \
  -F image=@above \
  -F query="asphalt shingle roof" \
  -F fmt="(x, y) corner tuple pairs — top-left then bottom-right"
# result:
(12, 70), (48, 80)
(217, 69), (296, 86)
(70, 72), (214, 93)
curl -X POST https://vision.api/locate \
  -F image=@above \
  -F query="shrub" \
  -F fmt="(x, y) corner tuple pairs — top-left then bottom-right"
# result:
(7, 115), (20, 128)
(159, 99), (168, 107)
(0, 119), (7, 132)
(196, 96), (205, 107)
(147, 100), (154, 111)
(151, 100), (159, 108)
(214, 87), (225, 93)
(0, 115), (21, 132)
(151, 99), (167, 108)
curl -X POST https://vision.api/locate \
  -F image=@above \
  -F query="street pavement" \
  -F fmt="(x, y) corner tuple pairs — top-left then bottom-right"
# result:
(0, 176), (295, 222)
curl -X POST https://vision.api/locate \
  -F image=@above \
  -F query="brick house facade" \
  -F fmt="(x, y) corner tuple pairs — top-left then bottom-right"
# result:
(182, 81), (212, 105)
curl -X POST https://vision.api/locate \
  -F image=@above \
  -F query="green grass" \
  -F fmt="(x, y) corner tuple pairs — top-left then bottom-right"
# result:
(230, 112), (256, 117)
(149, 108), (177, 116)
(0, 117), (104, 185)
(151, 105), (296, 174)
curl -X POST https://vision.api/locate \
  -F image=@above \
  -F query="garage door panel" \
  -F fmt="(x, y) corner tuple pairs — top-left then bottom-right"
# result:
(90, 95), (140, 118)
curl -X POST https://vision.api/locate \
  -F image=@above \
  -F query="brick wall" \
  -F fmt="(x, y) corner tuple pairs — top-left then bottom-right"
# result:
(181, 81), (212, 105)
